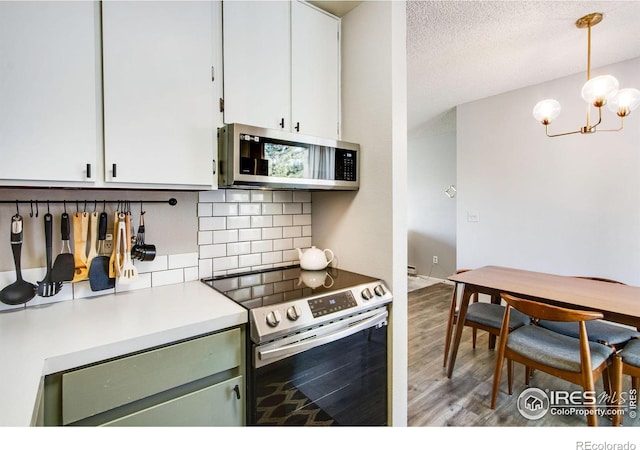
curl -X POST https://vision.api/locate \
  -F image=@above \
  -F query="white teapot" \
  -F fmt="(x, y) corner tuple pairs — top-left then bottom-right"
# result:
(296, 246), (335, 271)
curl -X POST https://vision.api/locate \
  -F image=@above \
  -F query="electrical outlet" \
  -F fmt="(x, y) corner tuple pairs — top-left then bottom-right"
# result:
(103, 233), (114, 254)
(407, 265), (417, 275)
(433, 256), (438, 264)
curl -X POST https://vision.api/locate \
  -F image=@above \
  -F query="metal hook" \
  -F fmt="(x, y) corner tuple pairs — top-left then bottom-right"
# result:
(47, 200), (50, 214)
(83, 200), (87, 213)
(15, 200), (20, 216)
(35, 200), (39, 218)
(75, 200), (79, 213)
(93, 200), (97, 212)
(30, 200), (34, 218)
(103, 200), (106, 213)
(63, 200), (67, 214)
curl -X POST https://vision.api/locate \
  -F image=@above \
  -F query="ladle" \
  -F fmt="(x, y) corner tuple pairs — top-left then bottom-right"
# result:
(0, 215), (36, 305)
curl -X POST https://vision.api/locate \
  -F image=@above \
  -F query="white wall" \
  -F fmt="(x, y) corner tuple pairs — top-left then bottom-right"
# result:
(312, 0), (408, 426)
(407, 122), (457, 278)
(457, 57), (640, 285)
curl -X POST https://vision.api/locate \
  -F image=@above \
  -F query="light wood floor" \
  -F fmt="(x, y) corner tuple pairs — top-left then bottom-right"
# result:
(407, 283), (639, 427)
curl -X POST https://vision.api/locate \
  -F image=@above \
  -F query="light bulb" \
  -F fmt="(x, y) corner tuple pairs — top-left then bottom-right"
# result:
(533, 99), (561, 125)
(607, 88), (640, 117)
(581, 75), (619, 107)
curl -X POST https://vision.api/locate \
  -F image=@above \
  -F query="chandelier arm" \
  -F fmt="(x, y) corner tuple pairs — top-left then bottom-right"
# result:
(545, 126), (583, 138)
(588, 106), (603, 132)
(593, 117), (624, 132)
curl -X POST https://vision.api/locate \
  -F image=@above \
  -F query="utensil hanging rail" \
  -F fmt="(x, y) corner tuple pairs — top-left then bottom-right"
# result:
(0, 198), (177, 216)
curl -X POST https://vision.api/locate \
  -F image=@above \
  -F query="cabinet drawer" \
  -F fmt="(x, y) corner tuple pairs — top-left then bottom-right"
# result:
(62, 328), (241, 425)
(102, 375), (244, 427)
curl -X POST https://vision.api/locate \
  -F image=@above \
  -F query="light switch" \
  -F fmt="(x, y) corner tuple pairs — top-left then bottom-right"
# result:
(467, 211), (479, 222)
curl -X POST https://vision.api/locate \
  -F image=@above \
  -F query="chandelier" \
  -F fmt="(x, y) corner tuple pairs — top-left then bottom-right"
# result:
(533, 12), (640, 137)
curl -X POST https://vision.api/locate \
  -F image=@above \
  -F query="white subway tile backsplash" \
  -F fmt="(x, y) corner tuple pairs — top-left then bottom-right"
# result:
(293, 237), (312, 248)
(200, 244), (226, 259)
(283, 203), (302, 214)
(226, 190), (251, 203)
(116, 272), (152, 292)
(251, 240), (273, 253)
(168, 252), (198, 269)
(262, 203), (283, 215)
(273, 215), (292, 227)
(251, 190), (272, 203)
(199, 190), (225, 203)
(283, 226), (302, 238)
(136, 255), (168, 274)
(273, 191), (293, 203)
(226, 216), (251, 229)
(198, 231), (213, 245)
(251, 215), (273, 228)
(212, 203), (238, 216)
(239, 253), (261, 267)
(293, 214), (312, 226)
(152, 269), (184, 287)
(238, 228), (262, 241)
(227, 241), (251, 256)
(273, 238), (293, 251)
(199, 258), (213, 279)
(293, 191), (311, 202)
(199, 216), (226, 231)
(262, 227), (283, 240)
(197, 189), (312, 275)
(184, 266), (199, 282)
(214, 256), (239, 271)
(213, 229), (238, 244)
(239, 203), (261, 216)
(262, 251), (283, 264)
(197, 202), (212, 217)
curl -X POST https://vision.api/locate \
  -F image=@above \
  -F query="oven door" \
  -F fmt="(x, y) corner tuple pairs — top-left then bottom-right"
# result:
(249, 308), (388, 426)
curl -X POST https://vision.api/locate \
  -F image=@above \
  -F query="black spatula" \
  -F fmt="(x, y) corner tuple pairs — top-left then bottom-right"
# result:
(89, 211), (115, 292)
(51, 212), (75, 282)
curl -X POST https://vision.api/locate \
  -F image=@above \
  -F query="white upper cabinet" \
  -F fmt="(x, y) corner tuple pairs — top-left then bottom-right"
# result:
(222, 1), (290, 132)
(291, 1), (339, 139)
(102, 1), (216, 187)
(0, 2), (99, 183)
(222, 1), (340, 140)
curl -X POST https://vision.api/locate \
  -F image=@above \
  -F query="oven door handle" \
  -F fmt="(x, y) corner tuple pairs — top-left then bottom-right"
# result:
(257, 310), (388, 363)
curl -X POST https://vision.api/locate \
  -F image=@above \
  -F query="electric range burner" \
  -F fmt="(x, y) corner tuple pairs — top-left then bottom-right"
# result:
(202, 265), (392, 344)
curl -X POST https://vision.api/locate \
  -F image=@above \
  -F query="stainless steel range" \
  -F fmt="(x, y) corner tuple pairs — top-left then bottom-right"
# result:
(202, 265), (392, 426)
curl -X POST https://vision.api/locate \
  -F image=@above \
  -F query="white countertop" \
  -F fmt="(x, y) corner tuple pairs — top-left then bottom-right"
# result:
(0, 281), (247, 427)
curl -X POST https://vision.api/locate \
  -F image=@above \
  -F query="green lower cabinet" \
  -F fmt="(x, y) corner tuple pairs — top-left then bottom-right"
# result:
(42, 326), (246, 427)
(102, 375), (244, 427)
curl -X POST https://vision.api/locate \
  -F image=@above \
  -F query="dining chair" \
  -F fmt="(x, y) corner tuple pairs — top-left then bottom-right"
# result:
(443, 269), (530, 368)
(538, 277), (640, 348)
(491, 293), (615, 426)
(612, 338), (640, 426)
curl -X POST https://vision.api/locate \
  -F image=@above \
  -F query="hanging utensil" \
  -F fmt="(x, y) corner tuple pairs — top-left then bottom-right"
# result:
(0, 215), (36, 305)
(109, 209), (121, 278)
(51, 212), (76, 282)
(131, 211), (156, 261)
(72, 212), (89, 282)
(86, 211), (99, 269)
(118, 212), (138, 284)
(89, 211), (115, 292)
(36, 212), (62, 297)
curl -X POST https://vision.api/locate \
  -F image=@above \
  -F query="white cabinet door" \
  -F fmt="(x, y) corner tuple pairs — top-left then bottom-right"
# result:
(291, 1), (340, 140)
(222, 1), (290, 131)
(102, 1), (215, 187)
(0, 1), (99, 183)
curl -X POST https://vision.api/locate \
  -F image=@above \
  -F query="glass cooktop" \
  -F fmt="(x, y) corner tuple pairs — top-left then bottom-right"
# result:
(202, 265), (378, 310)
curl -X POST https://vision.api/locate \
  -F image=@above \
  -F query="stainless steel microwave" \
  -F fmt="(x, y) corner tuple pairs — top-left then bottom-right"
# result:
(217, 123), (359, 190)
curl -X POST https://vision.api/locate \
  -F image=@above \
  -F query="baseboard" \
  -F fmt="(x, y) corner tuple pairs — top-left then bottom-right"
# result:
(409, 274), (454, 286)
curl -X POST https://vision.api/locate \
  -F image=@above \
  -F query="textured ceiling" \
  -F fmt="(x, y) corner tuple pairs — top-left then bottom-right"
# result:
(406, 1), (640, 136)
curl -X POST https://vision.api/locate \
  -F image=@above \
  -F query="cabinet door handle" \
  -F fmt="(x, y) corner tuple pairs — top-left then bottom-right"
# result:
(112, 163), (117, 178)
(86, 163), (91, 179)
(279, 118), (285, 129)
(233, 384), (241, 400)
(295, 122), (300, 132)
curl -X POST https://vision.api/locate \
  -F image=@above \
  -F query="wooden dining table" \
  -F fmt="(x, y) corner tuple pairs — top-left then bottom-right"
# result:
(446, 265), (640, 379)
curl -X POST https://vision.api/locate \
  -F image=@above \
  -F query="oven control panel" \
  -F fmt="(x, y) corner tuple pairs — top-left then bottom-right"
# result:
(250, 281), (392, 344)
